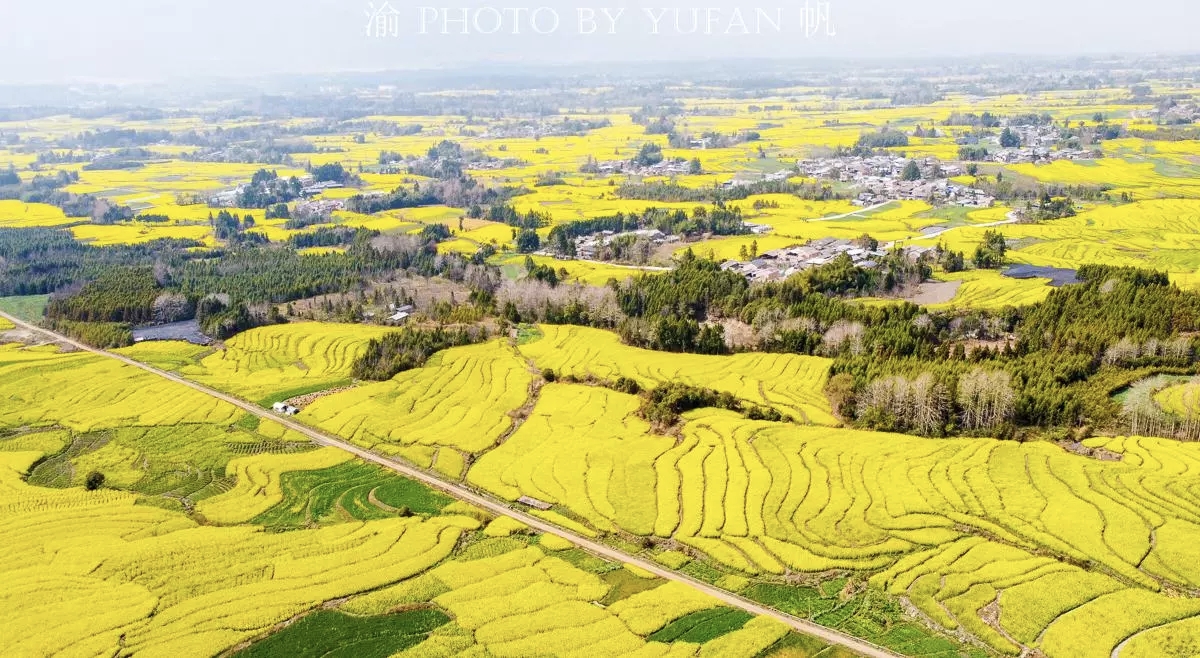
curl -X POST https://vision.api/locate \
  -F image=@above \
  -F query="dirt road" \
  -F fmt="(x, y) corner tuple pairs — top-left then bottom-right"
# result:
(0, 309), (902, 658)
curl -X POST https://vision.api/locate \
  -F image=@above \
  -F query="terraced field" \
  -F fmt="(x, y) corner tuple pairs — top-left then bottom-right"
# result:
(470, 385), (1200, 657)
(94, 321), (1200, 655)
(0, 343), (242, 432)
(0, 333), (830, 658)
(343, 541), (798, 658)
(1153, 379), (1200, 417)
(304, 339), (535, 456)
(520, 324), (837, 425)
(0, 200), (78, 227)
(497, 253), (654, 286)
(922, 270), (1056, 310)
(913, 199), (1200, 289)
(0, 449), (478, 657)
(128, 322), (394, 404)
(0, 341), (328, 506)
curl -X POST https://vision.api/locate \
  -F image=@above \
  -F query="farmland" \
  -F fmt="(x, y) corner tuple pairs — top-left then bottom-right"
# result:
(0, 338), (854, 658)
(8, 51), (1200, 658)
(519, 325), (837, 425)
(49, 317), (1200, 657)
(462, 367), (1200, 657)
(0, 336), (837, 658)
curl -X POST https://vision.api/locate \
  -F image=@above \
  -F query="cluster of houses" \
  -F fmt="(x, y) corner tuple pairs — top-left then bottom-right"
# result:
(300, 180), (344, 196)
(720, 237), (898, 283)
(587, 158), (694, 176)
(208, 176), (348, 207)
(1150, 102), (1200, 125)
(719, 169), (793, 189)
(799, 155), (995, 207)
(980, 124), (1101, 164)
(376, 155), (514, 175)
(364, 303), (415, 324)
(797, 154), (911, 180)
(853, 178), (994, 208)
(571, 228), (680, 260)
(989, 146), (1102, 164)
(293, 198), (344, 216)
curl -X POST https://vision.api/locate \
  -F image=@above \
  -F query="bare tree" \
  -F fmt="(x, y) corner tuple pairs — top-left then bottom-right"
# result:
(1102, 338), (1140, 366)
(957, 368), (1014, 432)
(909, 372), (949, 435)
(822, 320), (864, 356)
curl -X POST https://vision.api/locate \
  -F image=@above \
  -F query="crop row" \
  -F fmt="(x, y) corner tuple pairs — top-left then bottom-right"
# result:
(520, 324), (837, 425)
(462, 378), (1200, 656)
(305, 340), (533, 453)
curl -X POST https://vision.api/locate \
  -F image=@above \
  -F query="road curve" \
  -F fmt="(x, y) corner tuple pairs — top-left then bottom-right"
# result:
(0, 310), (903, 658)
(807, 200), (896, 222)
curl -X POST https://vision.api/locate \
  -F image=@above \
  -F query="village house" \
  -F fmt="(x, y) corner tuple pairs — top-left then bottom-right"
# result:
(721, 237), (889, 282)
(271, 402), (299, 416)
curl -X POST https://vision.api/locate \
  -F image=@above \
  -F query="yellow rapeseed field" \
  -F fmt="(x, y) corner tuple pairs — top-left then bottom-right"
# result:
(304, 339), (533, 454)
(520, 325), (836, 424)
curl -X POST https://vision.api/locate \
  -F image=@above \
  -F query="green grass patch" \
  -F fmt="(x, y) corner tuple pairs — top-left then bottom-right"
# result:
(235, 413), (261, 432)
(744, 583), (839, 619)
(515, 323), (543, 345)
(679, 559), (725, 585)
(746, 583), (983, 658)
(556, 547), (620, 574)
(599, 567), (664, 605)
(234, 608), (449, 658)
(0, 294), (49, 322)
(759, 631), (830, 657)
(811, 646), (865, 658)
(27, 431), (110, 488)
(648, 606), (753, 643)
(455, 536), (529, 562)
(252, 460), (452, 528)
(257, 378), (352, 408)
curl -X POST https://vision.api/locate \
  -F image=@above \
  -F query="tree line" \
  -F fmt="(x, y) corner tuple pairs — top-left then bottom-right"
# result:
(351, 326), (489, 380)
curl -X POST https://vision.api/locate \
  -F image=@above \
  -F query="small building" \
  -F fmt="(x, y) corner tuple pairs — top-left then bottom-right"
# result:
(272, 402), (299, 416)
(517, 495), (553, 511)
(388, 311), (410, 323)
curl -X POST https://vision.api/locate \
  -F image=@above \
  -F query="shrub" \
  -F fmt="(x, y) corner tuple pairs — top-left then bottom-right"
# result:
(613, 376), (641, 395)
(85, 471), (105, 490)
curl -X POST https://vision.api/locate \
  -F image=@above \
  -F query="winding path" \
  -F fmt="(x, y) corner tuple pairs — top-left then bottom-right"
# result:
(807, 200), (896, 222)
(0, 309), (902, 658)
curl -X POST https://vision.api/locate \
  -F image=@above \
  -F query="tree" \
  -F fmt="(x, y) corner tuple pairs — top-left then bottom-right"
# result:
(958, 145), (989, 161)
(688, 157), (702, 174)
(85, 471), (106, 490)
(632, 143), (663, 167)
(957, 369), (1015, 432)
(999, 127), (1021, 148)
(515, 229), (540, 253)
(853, 233), (879, 251)
(900, 160), (922, 181)
(0, 165), (19, 186)
(972, 229), (1007, 269)
(825, 372), (856, 418)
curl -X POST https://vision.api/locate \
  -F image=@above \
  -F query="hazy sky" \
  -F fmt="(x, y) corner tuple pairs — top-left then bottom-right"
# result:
(2, 0), (1198, 83)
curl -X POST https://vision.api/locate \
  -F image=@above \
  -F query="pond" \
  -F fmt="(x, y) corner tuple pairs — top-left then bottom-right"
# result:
(1003, 264), (1078, 287)
(131, 319), (213, 345)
